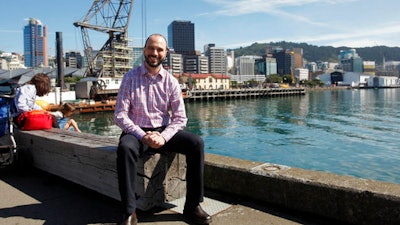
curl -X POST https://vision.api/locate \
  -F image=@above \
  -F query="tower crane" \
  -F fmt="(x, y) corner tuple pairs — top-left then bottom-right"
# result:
(73, 0), (134, 99)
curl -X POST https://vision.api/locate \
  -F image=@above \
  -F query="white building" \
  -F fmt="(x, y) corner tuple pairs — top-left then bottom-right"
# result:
(294, 68), (309, 81)
(0, 59), (8, 70)
(0, 52), (26, 70)
(317, 71), (400, 88)
(367, 76), (399, 87)
(8, 59), (26, 70)
(183, 73), (230, 90)
(317, 71), (371, 87)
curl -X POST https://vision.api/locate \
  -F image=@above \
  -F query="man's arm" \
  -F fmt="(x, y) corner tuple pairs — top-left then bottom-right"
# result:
(114, 71), (146, 140)
(160, 78), (187, 142)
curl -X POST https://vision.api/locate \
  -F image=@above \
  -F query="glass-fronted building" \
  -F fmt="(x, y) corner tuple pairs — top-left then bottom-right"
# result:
(24, 18), (48, 67)
(338, 49), (363, 73)
(167, 20), (195, 56)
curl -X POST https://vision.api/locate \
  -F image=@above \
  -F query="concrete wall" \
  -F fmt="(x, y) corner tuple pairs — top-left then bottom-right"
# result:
(204, 154), (400, 225)
(15, 129), (400, 225)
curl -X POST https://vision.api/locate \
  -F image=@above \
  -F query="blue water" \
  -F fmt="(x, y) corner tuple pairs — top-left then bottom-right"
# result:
(73, 88), (400, 184)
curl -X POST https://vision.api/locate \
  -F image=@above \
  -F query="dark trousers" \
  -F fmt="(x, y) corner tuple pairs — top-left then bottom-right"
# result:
(117, 129), (205, 217)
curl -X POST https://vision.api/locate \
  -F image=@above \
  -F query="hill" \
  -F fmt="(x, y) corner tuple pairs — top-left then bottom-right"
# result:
(231, 42), (400, 65)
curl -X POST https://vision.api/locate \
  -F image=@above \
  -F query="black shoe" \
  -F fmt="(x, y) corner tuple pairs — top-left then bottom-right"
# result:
(183, 205), (212, 224)
(121, 212), (137, 225)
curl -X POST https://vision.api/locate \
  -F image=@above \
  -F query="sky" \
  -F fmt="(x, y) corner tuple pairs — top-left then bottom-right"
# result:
(1, 0), (400, 56)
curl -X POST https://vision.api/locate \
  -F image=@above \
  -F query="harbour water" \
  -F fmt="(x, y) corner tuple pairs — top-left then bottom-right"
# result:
(72, 88), (400, 184)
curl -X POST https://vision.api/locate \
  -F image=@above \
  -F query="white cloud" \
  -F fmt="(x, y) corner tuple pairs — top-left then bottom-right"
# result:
(203, 0), (400, 48)
(202, 0), (356, 26)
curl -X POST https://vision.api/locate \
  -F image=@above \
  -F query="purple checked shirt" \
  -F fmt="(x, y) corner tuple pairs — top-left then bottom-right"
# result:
(114, 64), (187, 142)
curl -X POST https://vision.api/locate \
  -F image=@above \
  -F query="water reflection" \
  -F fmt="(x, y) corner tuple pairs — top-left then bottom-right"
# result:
(73, 89), (400, 184)
(72, 112), (121, 137)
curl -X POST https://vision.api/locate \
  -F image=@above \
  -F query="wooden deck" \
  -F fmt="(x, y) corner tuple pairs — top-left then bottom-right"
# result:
(75, 101), (116, 113)
(49, 100), (116, 114)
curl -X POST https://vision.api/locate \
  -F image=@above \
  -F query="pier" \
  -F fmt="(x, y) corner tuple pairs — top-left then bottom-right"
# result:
(47, 88), (306, 113)
(184, 87), (306, 102)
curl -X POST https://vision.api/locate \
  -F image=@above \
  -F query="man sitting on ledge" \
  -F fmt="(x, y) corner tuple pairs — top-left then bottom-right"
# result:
(114, 33), (212, 225)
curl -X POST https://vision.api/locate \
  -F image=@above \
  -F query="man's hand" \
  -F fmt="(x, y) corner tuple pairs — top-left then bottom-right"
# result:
(142, 131), (166, 149)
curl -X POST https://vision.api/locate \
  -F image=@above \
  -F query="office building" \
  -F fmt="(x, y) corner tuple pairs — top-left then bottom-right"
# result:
(338, 49), (363, 73)
(292, 48), (304, 69)
(235, 55), (262, 75)
(266, 57), (277, 76)
(204, 44), (227, 74)
(24, 18), (48, 67)
(168, 20), (195, 56)
(273, 50), (295, 76)
(164, 52), (183, 75)
(294, 68), (309, 81)
(184, 55), (209, 74)
(65, 51), (83, 68)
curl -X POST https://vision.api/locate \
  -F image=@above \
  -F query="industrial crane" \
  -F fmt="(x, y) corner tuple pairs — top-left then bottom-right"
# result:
(73, 0), (134, 99)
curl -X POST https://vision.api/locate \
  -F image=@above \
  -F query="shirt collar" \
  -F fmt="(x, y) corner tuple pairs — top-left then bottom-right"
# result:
(141, 63), (167, 78)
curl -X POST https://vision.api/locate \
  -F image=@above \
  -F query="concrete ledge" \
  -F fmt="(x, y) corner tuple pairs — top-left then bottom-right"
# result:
(204, 154), (400, 225)
(13, 129), (400, 224)
(14, 129), (186, 210)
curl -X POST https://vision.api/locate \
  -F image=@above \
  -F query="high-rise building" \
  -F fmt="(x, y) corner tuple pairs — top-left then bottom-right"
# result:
(273, 50), (294, 76)
(23, 18), (48, 67)
(204, 44), (227, 74)
(168, 20), (195, 56)
(292, 48), (303, 69)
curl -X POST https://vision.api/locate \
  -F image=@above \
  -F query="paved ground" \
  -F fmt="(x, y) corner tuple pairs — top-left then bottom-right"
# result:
(0, 167), (345, 225)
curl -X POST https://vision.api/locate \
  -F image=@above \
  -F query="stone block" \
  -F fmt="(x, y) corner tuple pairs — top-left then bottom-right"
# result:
(15, 129), (186, 210)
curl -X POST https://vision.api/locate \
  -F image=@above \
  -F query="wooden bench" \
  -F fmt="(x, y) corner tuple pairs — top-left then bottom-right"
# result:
(14, 129), (187, 210)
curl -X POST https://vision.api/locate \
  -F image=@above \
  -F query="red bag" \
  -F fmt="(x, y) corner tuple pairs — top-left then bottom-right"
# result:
(17, 110), (54, 130)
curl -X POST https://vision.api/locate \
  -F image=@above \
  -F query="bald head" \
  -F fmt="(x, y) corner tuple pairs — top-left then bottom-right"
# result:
(143, 34), (169, 70)
(144, 34), (168, 49)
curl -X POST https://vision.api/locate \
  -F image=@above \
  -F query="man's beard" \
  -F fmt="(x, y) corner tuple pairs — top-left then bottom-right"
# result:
(145, 55), (164, 68)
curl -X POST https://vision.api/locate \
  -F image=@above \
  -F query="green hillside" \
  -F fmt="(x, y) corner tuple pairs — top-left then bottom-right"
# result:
(231, 42), (400, 65)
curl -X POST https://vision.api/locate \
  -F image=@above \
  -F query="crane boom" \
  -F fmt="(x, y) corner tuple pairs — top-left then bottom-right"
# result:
(74, 0), (134, 78)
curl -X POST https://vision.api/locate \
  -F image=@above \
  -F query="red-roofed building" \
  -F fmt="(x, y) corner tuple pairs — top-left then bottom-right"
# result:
(182, 73), (230, 90)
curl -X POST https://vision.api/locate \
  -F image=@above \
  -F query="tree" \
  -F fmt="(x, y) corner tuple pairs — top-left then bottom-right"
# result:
(301, 79), (324, 87)
(282, 74), (293, 84)
(267, 74), (282, 83)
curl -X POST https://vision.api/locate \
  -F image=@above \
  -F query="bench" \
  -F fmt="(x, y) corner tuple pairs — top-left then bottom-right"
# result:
(14, 128), (186, 210)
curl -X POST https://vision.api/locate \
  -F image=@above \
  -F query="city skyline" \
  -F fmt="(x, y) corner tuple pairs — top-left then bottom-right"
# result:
(1, 0), (400, 56)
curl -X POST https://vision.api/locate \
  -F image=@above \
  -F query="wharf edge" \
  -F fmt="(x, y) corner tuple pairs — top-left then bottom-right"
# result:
(7, 129), (400, 225)
(49, 87), (306, 113)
